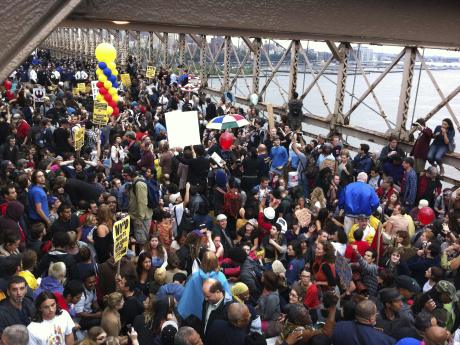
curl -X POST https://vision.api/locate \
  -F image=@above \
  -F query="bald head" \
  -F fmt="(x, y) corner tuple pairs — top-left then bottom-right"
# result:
(424, 326), (450, 345)
(202, 279), (224, 305)
(227, 303), (250, 328)
(355, 300), (377, 326)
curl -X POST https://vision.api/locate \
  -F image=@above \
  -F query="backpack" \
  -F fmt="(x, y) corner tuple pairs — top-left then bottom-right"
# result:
(133, 178), (160, 209)
(173, 206), (195, 238)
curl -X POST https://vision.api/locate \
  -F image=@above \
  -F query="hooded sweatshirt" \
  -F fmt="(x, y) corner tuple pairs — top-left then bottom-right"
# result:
(0, 201), (25, 241)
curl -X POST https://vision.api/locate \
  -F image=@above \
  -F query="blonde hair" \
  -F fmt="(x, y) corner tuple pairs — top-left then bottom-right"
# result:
(201, 251), (219, 273)
(48, 262), (66, 282)
(85, 214), (97, 227)
(104, 292), (123, 310)
(310, 187), (326, 207)
(106, 337), (119, 345)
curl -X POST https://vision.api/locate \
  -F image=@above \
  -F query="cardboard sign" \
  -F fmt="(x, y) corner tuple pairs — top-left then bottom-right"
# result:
(77, 83), (86, 92)
(113, 215), (130, 262)
(93, 101), (109, 126)
(211, 152), (225, 167)
(165, 111), (201, 148)
(32, 87), (46, 102)
(121, 73), (131, 87)
(72, 88), (79, 97)
(91, 81), (99, 101)
(73, 126), (85, 151)
(146, 66), (156, 79)
(295, 208), (312, 228)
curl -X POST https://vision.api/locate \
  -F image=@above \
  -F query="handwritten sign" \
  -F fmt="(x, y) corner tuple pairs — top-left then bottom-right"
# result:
(121, 73), (131, 87)
(295, 208), (312, 228)
(32, 87), (46, 102)
(91, 81), (99, 100)
(73, 126), (85, 151)
(113, 215), (130, 262)
(146, 66), (156, 79)
(93, 101), (109, 126)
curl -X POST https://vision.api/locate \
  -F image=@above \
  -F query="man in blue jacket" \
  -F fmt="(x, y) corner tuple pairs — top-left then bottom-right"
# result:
(353, 143), (373, 175)
(269, 136), (288, 176)
(339, 172), (379, 234)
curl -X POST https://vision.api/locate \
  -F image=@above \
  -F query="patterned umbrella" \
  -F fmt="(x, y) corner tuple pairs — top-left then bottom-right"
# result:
(206, 114), (250, 130)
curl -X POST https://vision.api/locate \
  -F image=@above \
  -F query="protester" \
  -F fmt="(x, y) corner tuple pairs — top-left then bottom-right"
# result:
(0, 51), (459, 345)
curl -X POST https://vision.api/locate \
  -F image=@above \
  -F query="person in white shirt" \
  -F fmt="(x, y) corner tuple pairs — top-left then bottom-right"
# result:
(27, 291), (75, 345)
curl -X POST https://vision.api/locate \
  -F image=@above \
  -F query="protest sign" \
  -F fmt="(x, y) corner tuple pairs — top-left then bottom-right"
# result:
(32, 87), (46, 102)
(113, 215), (130, 262)
(165, 111), (201, 148)
(121, 73), (131, 87)
(91, 81), (99, 100)
(146, 66), (156, 78)
(93, 101), (109, 126)
(295, 208), (312, 228)
(77, 83), (86, 92)
(73, 126), (85, 151)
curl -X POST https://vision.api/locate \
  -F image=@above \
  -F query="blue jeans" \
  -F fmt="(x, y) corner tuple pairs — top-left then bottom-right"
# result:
(427, 144), (448, 165)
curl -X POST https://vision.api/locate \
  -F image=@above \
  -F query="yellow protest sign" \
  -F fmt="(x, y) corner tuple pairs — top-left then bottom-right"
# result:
(72, 88), (79, 96)
(73, 126), (85, 151)
(113, 215), (130, 262)
(121, 73), (131, 87)
(146, 66), (156, 78)
(77, 83), (86, 92)
(93, 101), (109, 126)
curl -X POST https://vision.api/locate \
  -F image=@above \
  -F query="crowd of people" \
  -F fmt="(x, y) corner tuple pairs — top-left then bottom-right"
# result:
(0, 48), (458, 345)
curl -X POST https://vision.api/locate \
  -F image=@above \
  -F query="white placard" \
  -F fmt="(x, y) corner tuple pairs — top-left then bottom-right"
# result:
(91, 81), (99, 101)
(32, 87), (46, 102)
(165, 111), (201, 148)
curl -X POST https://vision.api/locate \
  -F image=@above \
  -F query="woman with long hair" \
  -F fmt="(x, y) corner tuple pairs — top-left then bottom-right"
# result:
(27, 291), (75, 345)
(427, 118), (455, 176)
(312, 241), (337, 292)
(101, 292), (125, 338)
(256, 270), (281, 337)
(93, 204), (114, 263)
(110, 135), (126, 178)
(236, 219), (259, 252)
(310, 187), (327, 214)
(142, 233), (168, 269)
(177, 251), (232, 322)
(136, 252), (155, 296)
(133, 296), (176, 345)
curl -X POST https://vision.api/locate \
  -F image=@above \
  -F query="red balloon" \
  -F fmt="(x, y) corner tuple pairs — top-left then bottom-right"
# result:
(98, 87), (107, 95)
(418, 206), (435, 225)
(104, 94), (112, 103)
(5, 90), (14, 100)
(219, 132), (234, 150)
(3, 80), (12, 90)
(108, 100), (117, 109)
(96, 81), (103, 88)
(112, 107), (120, 116)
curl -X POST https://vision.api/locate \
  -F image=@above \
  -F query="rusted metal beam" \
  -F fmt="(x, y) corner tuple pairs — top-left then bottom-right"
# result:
(288, 40), (300, 99)
(221, 36), (231, 92)
(259, 41), (293, 97)
(326, 41), (342, 62)
(331, 43), (350, 128)
(252, 38), (262, 95)
(395, 47), (417, 141)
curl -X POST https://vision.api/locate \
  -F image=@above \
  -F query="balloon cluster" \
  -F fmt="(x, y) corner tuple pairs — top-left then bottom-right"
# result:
(3, 80), (14, 101)
(94, 43), (120, 116)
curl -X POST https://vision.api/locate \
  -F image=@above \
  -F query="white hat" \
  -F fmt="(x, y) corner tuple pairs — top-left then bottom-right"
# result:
(169, 192), (181, 204)
(161, 320), (178, 331)
(263, 207), (276, 220)
(271, 260), (286, 275)
(276, 217), (288, 233)
(247, 218), (258, 228)
(418, 199), (429, 209)
(216, 214), (227, 221)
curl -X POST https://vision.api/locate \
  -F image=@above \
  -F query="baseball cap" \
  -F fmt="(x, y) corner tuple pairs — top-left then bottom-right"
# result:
(379, 288), (402, 303)
(216, 214), (227, 221)
(169, 192), (181, 204)
(263, 207), (275, 220)
(276, 217), (288, 233)
(435, 280), (458, 302)
(395, 275), (421, 293)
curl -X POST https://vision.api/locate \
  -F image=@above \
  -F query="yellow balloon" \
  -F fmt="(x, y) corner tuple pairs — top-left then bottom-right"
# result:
(108, 62), (116, 70)
(104, 80), (112, 89)
(109, 88), (117, 96)
(95, 43), (117, 62)
(107, 106), (114, 115)
(98, 74), (107, 83)
(112, 94), (119, 102)
(112, 69), (119, 77)
(96, 93), (104, 102)
(95, 68), (102, 76)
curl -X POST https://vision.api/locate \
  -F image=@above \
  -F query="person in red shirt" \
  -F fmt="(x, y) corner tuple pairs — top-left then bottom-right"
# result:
(345, 228), (370, 263)
(376, 176), (398, 201)
(14, 115), (30, 145)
